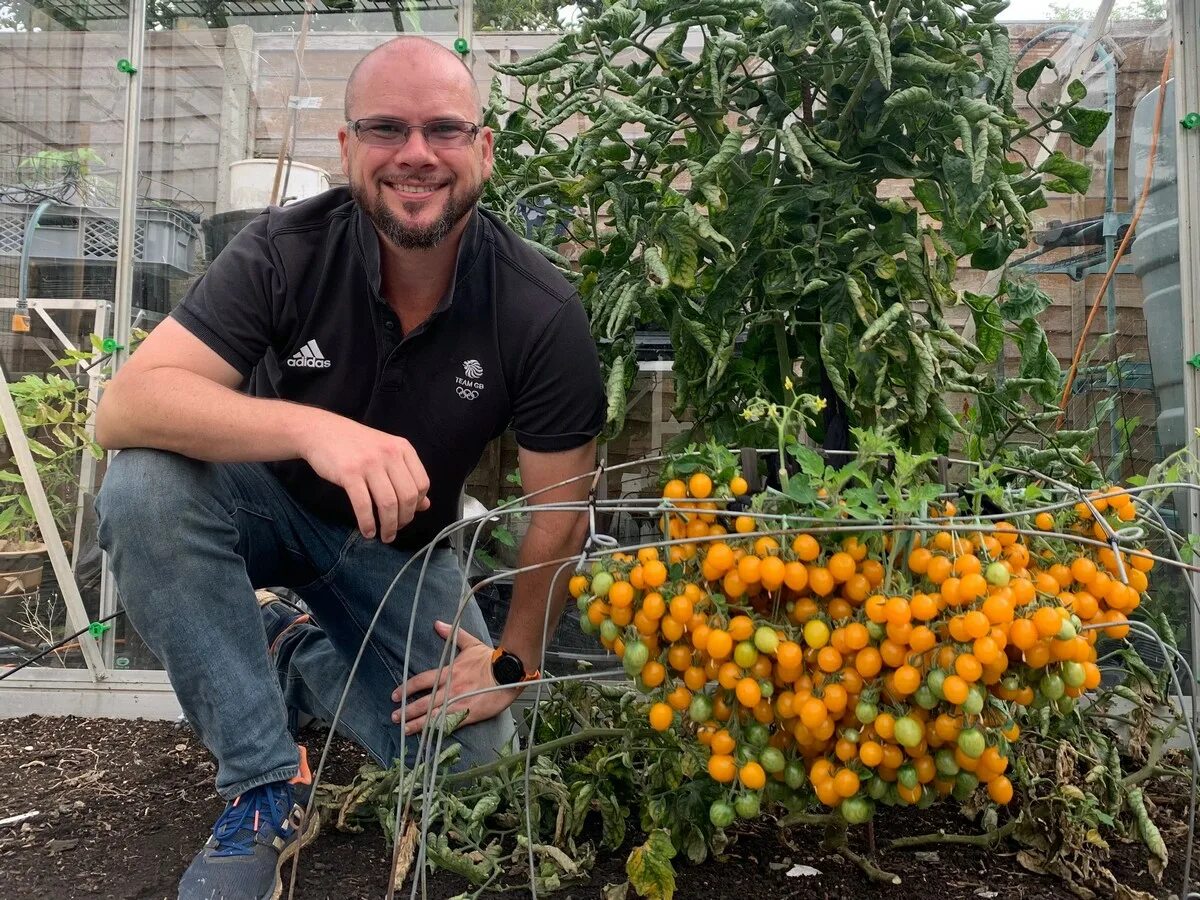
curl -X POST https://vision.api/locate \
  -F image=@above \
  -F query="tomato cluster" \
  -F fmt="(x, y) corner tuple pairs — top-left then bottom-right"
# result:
(571, 474), (1154, 826)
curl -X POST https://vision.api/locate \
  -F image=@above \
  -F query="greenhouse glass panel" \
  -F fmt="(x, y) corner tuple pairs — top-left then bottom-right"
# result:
(0, 0), (132, 682)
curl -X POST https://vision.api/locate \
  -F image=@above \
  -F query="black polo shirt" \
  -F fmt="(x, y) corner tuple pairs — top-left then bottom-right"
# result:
(172, 187), (605, 550)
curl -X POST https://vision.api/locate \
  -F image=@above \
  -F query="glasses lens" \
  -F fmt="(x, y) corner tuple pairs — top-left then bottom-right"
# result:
(425, 121), (475, 147)
(357, 119), (409, 145)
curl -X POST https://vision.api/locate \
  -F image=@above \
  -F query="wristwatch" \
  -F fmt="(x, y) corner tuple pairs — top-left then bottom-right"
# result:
(491, 647), (538, 686)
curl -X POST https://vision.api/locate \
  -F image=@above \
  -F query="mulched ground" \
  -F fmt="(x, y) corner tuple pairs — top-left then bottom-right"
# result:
(0, 716), (1195, 899)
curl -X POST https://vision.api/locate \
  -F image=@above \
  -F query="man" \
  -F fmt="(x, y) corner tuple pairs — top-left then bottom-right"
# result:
(95, 36), (604, 900)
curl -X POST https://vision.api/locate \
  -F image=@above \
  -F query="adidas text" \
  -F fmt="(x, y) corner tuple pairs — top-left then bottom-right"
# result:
(286, 340), (332, 368)
(287, 356), (331, 368)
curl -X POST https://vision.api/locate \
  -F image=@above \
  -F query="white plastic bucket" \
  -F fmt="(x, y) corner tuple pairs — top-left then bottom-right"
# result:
(228, 159), (331, 211)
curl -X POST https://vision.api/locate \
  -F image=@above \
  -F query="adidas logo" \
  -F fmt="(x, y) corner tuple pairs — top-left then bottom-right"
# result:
(286, 339), (331, 369)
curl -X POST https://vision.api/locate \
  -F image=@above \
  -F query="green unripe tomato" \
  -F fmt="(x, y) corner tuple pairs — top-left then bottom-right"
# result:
(935, 748), (960, 777)
(1041, 673), (1066, 701)
(1062, 661), (1086, 688)
(689, 693), (714, 723)
(709, 800), (735, 828)
(754, 625), (780, 655)
(957, 727), (986, 759)
(622, 641), (649, 677)
(894, 715), (923, 748)
(600, 619), (620, 643)
(898, 765), (919, 790)
(590, 572), (613, 597)
(868, 775), (890, 800)
(1057, 619), (1077, 641)
(961, 684), (986, 716)
(784, 760), (807, 790)
(914, 685), (939, 710)
(953, 771), (979, 802)
(579, 618), (597, 635)
(840, 796), (874, 824)
(926, 668), (947, 700)
(733, 640), (760, 668)
(764, 780), (789, 805)
(759, 746), (786, 774)
(985, 561), (1011, 587)
(743, 722), (770, 747)
(734, 792), (762, 819)
(855, 700), (879, 725)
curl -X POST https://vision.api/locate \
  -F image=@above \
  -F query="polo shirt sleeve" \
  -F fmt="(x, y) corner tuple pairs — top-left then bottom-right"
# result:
(511, 295), (605, 452)
(171, 212), (284, 376)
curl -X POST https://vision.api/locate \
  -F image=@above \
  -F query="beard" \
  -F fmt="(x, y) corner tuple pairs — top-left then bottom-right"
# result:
(351, 173), (484, 250)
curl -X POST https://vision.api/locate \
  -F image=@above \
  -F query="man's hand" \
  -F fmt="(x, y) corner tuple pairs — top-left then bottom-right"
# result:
(302, 417), (431, 542)
(391, 620), (520, 736)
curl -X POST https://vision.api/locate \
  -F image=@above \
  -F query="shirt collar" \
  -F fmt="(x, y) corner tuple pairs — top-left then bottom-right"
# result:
(354, 204), (484, 313)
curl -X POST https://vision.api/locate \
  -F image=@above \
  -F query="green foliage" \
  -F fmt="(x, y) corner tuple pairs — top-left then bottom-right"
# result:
(319, 676), (725, 897)
(0, 349), (104, 549)
(483, 0), (1110, 450)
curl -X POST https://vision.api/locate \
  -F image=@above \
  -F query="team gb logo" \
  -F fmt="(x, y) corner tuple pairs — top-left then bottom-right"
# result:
(457, 360), (485, 400)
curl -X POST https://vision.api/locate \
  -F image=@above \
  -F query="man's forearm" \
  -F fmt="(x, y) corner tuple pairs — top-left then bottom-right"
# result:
(499, 511), (588, 671)
(96, 367), (322, 462)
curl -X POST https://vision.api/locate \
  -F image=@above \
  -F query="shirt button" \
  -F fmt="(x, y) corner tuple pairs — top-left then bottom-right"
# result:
(384, 321), (395, 330)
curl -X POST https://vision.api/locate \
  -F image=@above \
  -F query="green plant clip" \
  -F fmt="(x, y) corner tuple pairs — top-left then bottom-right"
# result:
(453, 38), (469, 55)
(1181, 112), (1200, 130)
(116, 58), (136, 74)
(1187, 354), (1200, 369)
(88, 621), (111, 640)
(101, 338), (124, 353)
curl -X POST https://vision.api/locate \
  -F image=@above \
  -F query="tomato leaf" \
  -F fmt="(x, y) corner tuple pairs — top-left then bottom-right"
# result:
(626, 829), (676, 900)
(1037, 151), (1091, 194)
(1016, 58), (1054, 91)
(963, 291), (1005, 363)
(1059, 106), (1111, 148)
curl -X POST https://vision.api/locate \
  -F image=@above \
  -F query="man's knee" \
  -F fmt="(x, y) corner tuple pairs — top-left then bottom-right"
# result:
(97, 449), (211, 548)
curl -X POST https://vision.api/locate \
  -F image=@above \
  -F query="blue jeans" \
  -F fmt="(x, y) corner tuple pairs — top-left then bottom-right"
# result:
(96, 449), (514, 799)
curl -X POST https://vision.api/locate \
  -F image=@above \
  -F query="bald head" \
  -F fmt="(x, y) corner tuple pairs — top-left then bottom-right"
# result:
(344, 37), (481, 122)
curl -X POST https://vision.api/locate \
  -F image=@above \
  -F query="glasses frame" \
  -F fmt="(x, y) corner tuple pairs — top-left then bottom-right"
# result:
(346, 117), (482, 149)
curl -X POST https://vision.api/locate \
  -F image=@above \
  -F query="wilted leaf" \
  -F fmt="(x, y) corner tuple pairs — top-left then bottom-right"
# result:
(626, 830), (676, 900)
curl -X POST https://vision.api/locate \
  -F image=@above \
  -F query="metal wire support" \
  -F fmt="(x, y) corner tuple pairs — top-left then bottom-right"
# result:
(275, 452), (1199, 900)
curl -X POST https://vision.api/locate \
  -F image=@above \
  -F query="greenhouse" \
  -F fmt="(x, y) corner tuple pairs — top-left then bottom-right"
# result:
(1, 0), (1199, 896)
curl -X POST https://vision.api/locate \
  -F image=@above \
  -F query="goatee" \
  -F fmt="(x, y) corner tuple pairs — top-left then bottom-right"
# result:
(351, 177), (484, 250)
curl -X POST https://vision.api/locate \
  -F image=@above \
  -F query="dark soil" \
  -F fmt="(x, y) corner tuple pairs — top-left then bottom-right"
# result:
(0, 716), (1195, 899)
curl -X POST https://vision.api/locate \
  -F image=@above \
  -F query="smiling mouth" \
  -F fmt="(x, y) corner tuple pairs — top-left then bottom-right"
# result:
(384, 181), (446, 196)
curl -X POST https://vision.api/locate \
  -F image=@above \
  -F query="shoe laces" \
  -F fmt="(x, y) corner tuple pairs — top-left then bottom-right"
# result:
(209, 782), (293, 858)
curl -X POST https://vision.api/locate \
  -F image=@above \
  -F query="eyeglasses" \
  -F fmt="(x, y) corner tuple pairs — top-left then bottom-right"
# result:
(346, 117), (480, 149)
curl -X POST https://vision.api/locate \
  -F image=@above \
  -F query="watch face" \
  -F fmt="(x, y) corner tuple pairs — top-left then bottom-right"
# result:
(493, 653), (525, 686)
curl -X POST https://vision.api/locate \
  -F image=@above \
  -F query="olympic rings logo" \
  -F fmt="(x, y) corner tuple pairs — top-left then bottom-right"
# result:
(456, 386), (479, 400)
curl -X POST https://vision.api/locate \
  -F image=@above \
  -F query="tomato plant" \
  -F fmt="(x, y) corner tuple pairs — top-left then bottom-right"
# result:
(484, 0), (1110, 454)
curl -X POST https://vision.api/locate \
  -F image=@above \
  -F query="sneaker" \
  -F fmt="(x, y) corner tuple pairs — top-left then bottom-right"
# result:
(178, 747), (319, 900)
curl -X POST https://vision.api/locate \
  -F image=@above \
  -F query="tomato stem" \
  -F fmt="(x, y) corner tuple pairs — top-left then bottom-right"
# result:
(888, 818), (1018, 850)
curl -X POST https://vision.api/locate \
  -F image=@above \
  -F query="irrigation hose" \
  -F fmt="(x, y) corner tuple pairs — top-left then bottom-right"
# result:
(0, 609), (125, 682)
(1056, 45), (1175, 428)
